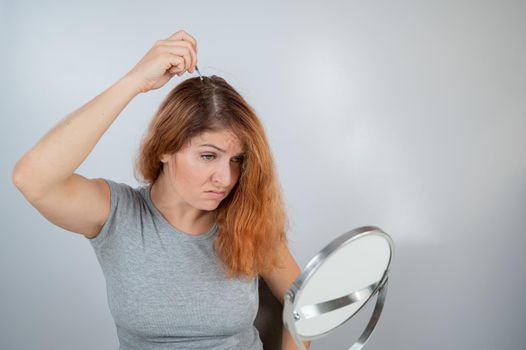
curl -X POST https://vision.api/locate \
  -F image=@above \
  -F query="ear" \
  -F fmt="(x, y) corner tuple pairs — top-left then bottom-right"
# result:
(160, 153), (170, 163)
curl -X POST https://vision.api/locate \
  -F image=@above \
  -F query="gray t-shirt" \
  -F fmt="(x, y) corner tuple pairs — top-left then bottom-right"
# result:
(87, 179), (263, 350)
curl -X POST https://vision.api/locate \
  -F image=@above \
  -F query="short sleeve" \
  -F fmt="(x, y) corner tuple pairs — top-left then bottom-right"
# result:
(86, 178), (133, 250)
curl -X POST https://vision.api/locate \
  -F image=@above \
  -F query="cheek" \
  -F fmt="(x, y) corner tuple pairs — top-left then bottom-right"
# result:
(177, 162), (211, 188)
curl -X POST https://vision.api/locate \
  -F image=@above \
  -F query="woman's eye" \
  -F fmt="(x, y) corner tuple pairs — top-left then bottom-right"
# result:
(201, 154), (215, 161)
(232, 157), (244, 164)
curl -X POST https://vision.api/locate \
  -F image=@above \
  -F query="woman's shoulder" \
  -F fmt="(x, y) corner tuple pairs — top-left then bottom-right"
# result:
(99, 178), (149, 208)
(87, 178), (148, 248)
(101, 178), (145, 193)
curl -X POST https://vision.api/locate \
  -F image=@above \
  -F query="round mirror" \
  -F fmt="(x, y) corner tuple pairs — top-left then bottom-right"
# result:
(283, 226), (394, 350)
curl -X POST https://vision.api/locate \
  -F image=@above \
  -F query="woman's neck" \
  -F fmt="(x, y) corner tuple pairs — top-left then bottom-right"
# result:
(149, 177), (216, 235)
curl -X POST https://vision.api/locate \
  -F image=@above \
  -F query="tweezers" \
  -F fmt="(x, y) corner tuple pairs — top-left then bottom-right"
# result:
(195, 66), (203, 81)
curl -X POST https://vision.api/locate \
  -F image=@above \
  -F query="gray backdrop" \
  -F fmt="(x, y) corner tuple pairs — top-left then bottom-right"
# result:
(2, 0), (525, 349)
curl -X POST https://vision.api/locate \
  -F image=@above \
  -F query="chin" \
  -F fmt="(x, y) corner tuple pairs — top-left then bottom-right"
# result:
(201, 206), (217, 212)
(198, 202), (221, 211)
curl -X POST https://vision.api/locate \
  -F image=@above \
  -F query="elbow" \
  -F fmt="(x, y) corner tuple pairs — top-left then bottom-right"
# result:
(12, 161), (26, 190)
(12, 160), (42, 202)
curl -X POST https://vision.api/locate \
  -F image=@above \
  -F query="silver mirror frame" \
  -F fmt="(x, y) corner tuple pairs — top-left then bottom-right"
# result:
(283, 226), (394, 350)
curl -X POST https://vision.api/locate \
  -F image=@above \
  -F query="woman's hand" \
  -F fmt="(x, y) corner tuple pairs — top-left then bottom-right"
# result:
(124, 30), (198, 93)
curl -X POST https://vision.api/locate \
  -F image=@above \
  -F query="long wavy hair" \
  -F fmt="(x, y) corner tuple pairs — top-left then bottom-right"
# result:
(133, 75), (289, 279)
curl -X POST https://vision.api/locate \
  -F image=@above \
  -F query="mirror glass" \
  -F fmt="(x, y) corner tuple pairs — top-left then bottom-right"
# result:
(293, 231), (392, 338)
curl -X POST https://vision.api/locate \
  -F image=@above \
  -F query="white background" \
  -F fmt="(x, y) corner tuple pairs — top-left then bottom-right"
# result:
(2, 0), (525, 349)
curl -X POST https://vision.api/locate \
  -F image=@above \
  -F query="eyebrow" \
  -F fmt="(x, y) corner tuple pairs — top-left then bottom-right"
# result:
(199, 144), (245, 156)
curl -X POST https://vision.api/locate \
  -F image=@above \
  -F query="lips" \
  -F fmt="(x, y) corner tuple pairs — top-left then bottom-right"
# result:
(205, 190), (226, 199)
(207, 191), (225, 195)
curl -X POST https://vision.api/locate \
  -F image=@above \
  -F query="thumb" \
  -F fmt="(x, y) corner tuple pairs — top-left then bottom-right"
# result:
(165, 30), (197, 52)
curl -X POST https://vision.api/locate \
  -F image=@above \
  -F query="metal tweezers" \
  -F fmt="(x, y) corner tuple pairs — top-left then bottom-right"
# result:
(195, 65), (203, 81)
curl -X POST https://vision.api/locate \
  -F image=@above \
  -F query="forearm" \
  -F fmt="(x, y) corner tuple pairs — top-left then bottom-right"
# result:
(282, 326), (311, 350)
(13, 75), (141, 200)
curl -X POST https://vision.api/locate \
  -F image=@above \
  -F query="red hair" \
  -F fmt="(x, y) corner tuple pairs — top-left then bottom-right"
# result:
(134, 76), (288, 278)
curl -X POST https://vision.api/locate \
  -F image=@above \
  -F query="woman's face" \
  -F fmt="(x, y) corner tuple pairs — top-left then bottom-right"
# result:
(160, 129), (245, 211)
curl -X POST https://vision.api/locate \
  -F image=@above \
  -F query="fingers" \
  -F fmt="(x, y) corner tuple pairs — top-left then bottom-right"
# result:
(156, 30), (198, 76)
(165, 54), (185, 75)
(157, 41), (197, 73)
(165, 30), (197, 56)
(158, 43), (195, 73)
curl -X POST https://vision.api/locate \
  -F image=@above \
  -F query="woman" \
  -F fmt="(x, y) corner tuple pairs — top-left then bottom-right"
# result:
(12, 30), (310, 349)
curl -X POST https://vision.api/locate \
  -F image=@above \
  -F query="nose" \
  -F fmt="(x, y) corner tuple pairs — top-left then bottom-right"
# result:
(212, 161), (236, 188)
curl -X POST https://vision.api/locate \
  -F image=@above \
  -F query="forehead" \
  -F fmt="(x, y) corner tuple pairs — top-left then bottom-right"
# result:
(187, 129), (244, 151)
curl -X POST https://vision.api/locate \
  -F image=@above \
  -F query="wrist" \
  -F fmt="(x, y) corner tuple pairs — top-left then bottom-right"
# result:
(118, 74), (144, 96)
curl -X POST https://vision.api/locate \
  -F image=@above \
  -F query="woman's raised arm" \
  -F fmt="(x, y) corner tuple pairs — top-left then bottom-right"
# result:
(11, 30), (197, 239)
(12, 30), (197, 201)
